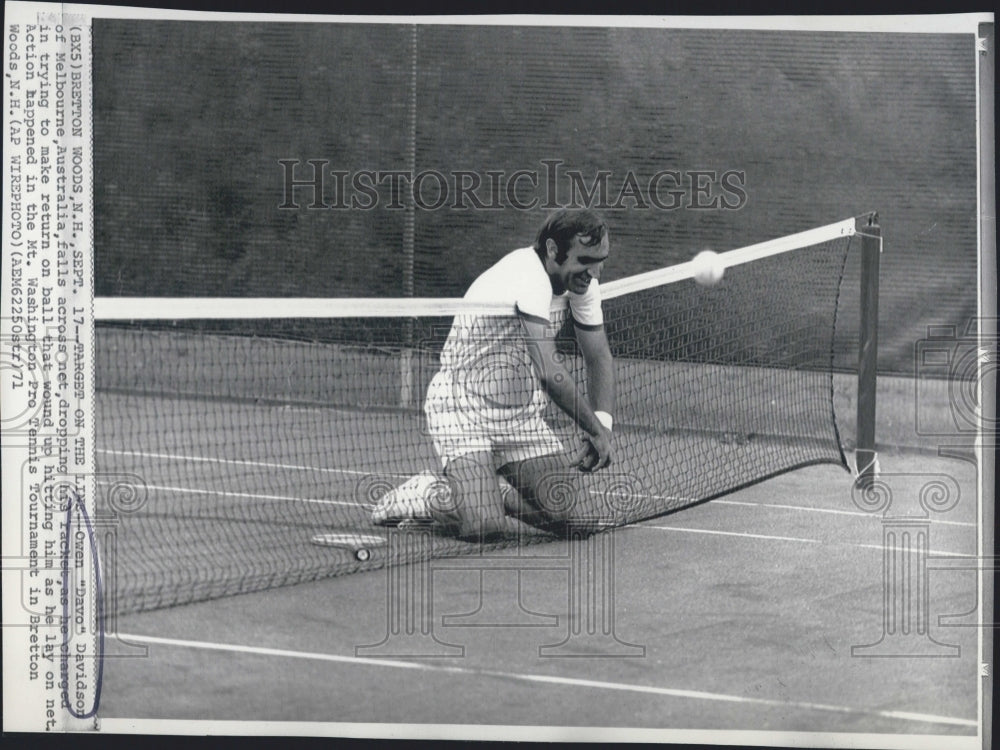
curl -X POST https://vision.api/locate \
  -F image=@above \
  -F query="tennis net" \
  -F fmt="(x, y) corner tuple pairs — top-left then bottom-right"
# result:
(95, 218), (866, 614)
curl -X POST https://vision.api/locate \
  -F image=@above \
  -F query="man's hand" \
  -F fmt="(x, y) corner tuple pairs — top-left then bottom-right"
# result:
(573, 426), (613, 472)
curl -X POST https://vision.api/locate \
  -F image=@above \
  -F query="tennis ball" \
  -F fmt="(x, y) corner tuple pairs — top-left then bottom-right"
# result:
(691, 250), (725, 287)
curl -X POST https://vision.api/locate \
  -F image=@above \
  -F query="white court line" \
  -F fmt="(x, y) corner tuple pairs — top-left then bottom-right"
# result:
(115, 632), (977, 729)
(715, 498), (977, 528)
(589, 490), (976, 529)
(646, 525), (822, 545)
(95, 480), (362, 508)
(96, 450), (976, 534)
(640, 524), (975, 558)
(93, 476), (977, 554)
(97, 448), (410, 480)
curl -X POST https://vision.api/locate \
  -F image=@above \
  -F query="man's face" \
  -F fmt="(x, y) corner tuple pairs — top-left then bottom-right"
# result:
(546, 234), (610, 295)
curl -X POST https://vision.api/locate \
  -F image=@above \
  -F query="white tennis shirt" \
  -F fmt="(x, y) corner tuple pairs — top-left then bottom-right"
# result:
(436, 246), (603, 411)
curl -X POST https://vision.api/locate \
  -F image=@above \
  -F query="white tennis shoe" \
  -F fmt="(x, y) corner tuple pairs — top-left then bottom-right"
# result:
(371, 470), (449, 526)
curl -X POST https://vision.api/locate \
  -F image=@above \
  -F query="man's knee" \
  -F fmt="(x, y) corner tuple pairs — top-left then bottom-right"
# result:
(431, 468), (508, 541)
(531, 470), (586, 521)
(525, 471), (615, 535)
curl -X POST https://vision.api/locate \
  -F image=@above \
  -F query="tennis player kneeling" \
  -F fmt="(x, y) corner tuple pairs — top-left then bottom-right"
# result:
(372, 208), (617, 542)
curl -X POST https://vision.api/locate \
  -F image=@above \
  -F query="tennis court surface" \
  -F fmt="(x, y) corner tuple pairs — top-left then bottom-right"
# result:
(97, 451), (980, 739)
(90, 221), (984, 742)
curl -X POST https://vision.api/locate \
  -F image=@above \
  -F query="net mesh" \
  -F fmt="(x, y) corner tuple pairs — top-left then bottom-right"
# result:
(95, 230), (856, 614)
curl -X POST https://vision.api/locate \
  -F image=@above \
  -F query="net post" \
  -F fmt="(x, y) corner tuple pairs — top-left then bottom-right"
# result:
(855, 212), (881, 486)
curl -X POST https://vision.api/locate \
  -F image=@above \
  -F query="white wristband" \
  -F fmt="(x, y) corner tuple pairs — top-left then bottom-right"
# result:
(595, 411), (614, 431)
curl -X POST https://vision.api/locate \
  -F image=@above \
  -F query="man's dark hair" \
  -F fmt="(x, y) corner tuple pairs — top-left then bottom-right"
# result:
(533, 208), (607, 264)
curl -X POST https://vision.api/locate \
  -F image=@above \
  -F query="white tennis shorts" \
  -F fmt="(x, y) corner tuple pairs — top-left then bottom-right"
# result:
(424, 369), (564, 469)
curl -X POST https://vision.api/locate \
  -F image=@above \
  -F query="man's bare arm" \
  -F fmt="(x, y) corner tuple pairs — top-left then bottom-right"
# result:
(574, 323), (615, 419)
(520, 314), (612, 470)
